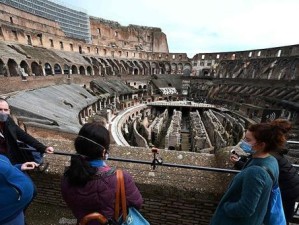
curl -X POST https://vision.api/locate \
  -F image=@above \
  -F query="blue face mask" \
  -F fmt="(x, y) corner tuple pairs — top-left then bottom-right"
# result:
(0, 113), (8, 122)
(240, 140), (256, 154)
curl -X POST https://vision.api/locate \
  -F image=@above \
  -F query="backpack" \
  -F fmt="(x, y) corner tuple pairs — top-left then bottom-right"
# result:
(261, 166), (286, 225)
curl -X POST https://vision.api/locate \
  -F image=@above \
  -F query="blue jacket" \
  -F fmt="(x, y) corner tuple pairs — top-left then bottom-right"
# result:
(0, 155), (34, 224)
(210, 156), (279, 225)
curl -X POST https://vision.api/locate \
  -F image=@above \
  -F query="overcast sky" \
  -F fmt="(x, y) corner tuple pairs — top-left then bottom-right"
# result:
(56, 0), (299, 57)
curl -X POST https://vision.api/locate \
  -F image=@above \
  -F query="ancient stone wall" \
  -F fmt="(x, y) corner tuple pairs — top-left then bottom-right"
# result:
(90, 17), (169, 53)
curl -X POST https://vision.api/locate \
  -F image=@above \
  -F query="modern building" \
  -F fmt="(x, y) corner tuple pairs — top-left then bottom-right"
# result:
(0, 0), (91, 42)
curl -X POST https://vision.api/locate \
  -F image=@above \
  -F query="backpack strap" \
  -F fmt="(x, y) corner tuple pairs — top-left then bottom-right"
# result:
(260, 166), (277, 188)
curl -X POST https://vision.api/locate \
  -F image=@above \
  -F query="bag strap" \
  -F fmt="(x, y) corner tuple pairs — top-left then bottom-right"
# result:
(260, 166), (276, 187)
(114, 170), (127, 221)
(79, 212), (108, 225)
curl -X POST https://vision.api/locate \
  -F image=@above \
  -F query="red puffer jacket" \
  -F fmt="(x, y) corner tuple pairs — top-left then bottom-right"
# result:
(61, 166), (143, 224)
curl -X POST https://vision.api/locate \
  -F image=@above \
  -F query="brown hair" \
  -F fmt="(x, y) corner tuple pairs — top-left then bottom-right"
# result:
(247, 120), (290, 153)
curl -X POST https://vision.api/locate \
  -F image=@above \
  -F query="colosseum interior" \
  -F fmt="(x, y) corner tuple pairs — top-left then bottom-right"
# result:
(0, 1), (299, 224)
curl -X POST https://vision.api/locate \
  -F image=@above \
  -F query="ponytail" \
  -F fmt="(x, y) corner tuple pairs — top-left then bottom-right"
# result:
(64, 155), (97, 186)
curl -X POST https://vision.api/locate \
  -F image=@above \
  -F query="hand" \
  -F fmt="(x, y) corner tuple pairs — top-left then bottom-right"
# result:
(230, 154), (240, 163)
(45, 146), (54, 154)
(21, 162), (39, 171)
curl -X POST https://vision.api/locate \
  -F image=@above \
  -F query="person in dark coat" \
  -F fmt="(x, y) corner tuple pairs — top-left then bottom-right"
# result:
(230, 119), (299, 224)
(61, 122), (143, 224)
(0, 98), (54, 164)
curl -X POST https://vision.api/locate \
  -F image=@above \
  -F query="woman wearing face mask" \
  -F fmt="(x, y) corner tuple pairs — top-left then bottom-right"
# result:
(210, 122), (286, 225)
(230, 119), (299, 224)
(61, 122), (143, 224)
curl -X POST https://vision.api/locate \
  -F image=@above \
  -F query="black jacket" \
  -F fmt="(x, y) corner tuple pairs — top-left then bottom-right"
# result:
(272, 152), (299, 201)
(2, 116), (47, 164)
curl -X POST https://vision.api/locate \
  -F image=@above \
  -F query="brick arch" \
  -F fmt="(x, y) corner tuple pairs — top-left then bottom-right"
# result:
(31, 61), (43, 76)
(79, 66), (86, 75)
(71, 65), (78, 74)
(20, 60), (30, 76)
(54, 63), (62, 74)
(44, 63), (53, 75)
(8, 58), (19, 77)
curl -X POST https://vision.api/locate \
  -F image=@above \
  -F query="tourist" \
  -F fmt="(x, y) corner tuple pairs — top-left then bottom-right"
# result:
(210, 122), (286, 225)
(0, 98), (54, 164)
(230, 119), (299, 224)
(0, 154), (38, 225)
(61, 122), (143, 224)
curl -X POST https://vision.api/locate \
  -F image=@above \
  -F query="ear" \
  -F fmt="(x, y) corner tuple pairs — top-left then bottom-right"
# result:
(257, 142), (266, 150)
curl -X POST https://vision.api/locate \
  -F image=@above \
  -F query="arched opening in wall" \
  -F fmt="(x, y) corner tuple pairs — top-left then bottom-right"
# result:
(31, 61), (42, 76)
(177, 63), (183, 74)
(159, 63), (165, 74)
(151, 62), (157, 74)
(71, 65), (78, 74)
(202, 69), (210, 77)
(86, 66), (92, 75)
(183, 64), (192, 76)
(64, 64), (70, 74)
(138, 85), (142, 89)
(54, 64), (62, 74)
(143, 85), (147, 89)
(20, 60), (29, 76)
(168, 146), (175, 150)
(164, 63), (171, 74)
(79, 66), (86, 75)
(133, 68), (138, 75)
(171, 63), (177, 74)
(93, 66), (99, 75)
(0, 59), (7, 76)
(44, 63), (53, 75)
(7, 58), (19, 76)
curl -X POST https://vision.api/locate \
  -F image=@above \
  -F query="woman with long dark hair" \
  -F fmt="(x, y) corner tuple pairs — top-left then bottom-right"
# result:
(61, 122), (143, 224)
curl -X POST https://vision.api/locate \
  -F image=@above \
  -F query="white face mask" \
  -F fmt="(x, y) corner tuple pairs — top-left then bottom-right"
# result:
(0, 113), (8, 122)
(104, 153), (109, 160)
